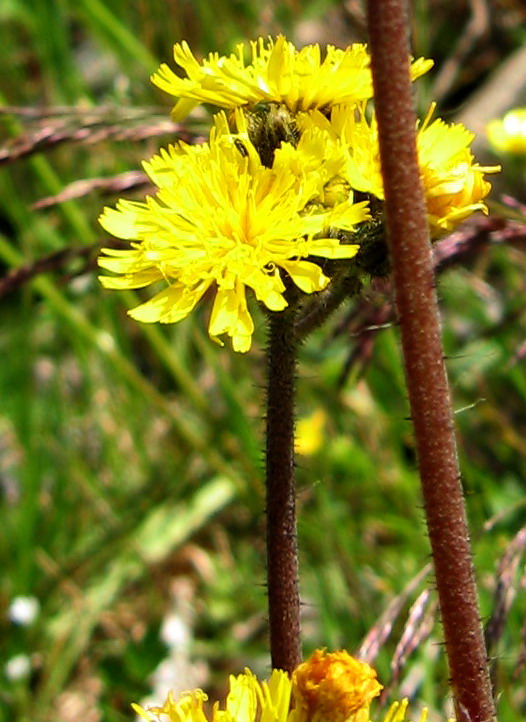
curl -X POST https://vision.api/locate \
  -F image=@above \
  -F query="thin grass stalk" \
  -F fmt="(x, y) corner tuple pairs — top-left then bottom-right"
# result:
(365, 2), (496, 720)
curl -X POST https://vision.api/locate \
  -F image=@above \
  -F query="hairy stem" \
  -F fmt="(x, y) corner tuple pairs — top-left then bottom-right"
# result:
(366, 2), (496, 720)
(295, 271), (362, 340)
(265, 307), (302, 673)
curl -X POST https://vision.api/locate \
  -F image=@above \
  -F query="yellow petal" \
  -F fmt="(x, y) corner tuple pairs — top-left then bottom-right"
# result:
(208, 286), (255, 353)
(129, 284), (207, 324)
(280, 260), (329, 294)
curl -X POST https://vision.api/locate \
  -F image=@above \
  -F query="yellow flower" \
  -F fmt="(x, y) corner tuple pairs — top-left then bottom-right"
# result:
(98, 113), (370, 353)
(291, 650), (382, 722)
(132, 668), (292, 722)
(151, 35), (433, 120)
(132, 654), (452, 722)
(311, 104), (499, 235)
(417, 106), (499, 233)
(487, 108), (526, 154)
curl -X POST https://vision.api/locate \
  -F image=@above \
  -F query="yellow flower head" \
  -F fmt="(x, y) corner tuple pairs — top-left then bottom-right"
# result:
(316, 103), (499, 235)
(291, 650), (383, 722)
(98, 113), (370, 352)
(151, 35), (433, 120)
(133, 669), (292, 722)
(417, 107), (500, 233)
(487, 108), (526, 154)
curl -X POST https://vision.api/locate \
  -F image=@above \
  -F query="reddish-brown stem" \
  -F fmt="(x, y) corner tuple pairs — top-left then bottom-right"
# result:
(265, 307), (302, 673)
(366, 2), (496, 721)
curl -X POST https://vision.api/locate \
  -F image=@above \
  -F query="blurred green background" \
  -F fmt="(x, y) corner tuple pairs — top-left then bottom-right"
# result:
(1, 1), (526, 721)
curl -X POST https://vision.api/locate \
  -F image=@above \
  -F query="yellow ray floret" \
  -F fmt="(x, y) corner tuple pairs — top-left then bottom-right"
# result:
(98, 113), (370, 353)
(151, 35), (433, 120)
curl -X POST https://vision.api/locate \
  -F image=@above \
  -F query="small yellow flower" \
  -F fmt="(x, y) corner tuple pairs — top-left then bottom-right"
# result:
(291, 650), (383, 722)
(152, 35), (433, 120)
(311, 103), (499, 235)
(417, 106), (499, 233)
(133, 690), (208, 722)
(98, 113), (370, 352)
(487, 108), (526, 154)
(133, 669), (292, 722)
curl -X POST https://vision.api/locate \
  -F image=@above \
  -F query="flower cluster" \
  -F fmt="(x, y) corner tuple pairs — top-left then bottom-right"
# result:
(133, 650), (451, 722)
(99, 109), (369, 352)
(99, 35), (498, 352)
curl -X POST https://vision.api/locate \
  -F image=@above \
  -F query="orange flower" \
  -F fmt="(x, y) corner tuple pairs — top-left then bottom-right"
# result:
(291, 650), (383, 722)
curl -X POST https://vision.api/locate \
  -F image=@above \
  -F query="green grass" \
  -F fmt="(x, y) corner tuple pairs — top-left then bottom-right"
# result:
(1, 2), (526, 721)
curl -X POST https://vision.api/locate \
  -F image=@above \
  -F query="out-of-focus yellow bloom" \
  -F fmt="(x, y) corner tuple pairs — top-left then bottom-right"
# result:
(132, 651), (452, 722)
(295, 409), (327, 456)
(487, 108), (526, 154)
(151, 35), (433, 120)
(306, 104), (499, 235)
(99, 112), (370, 353)
(291, 650), (382, 722)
